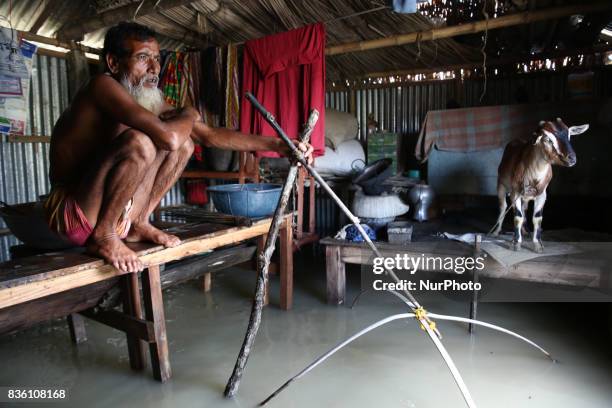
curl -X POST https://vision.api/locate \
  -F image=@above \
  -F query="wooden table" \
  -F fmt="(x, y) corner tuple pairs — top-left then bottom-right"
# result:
(0, 216), (293, 382)
(321, 237), (610, 306)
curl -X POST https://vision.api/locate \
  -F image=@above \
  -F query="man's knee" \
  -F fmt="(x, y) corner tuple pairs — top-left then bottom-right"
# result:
(179, 137), (194, 158)
(121, 129), (157, 165)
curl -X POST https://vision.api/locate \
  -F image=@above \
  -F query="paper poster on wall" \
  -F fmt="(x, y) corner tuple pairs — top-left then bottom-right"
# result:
(0, 34), (37, 136)
(0, 27), (30, 79)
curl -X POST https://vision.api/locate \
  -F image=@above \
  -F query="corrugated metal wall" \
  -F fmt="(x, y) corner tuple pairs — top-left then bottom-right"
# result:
(320, 69), (612, 237)
(327, 69), (612, 164)
(0, 53), (183, 261)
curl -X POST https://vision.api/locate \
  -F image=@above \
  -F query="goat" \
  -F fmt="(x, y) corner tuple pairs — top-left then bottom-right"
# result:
(492, 118), (589, 252)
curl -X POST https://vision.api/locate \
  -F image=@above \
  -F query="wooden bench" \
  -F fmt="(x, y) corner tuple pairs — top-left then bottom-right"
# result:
(0, 216), (293, 382)
(321, 237), (610, 306)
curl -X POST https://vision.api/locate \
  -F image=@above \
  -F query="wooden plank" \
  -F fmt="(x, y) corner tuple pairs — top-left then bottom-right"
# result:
(81, 308), (155, 343)
(142, 265), (171, 383)
(280, 219), (293, 310)
(161, 245), (257, 288)
(326, 245), (346, 305)
(0, 220), (271, 298)
(0, 278), (117, 335)
(7, 135), (51, 143)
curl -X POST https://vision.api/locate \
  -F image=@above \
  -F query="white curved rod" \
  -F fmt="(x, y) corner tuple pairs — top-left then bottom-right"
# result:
(423, 323), (476, 408)
(259, 313), (477, 408)
(383, 289), (552, 359)
(428, 313), (553, 360)
(259, 313), (415, 406)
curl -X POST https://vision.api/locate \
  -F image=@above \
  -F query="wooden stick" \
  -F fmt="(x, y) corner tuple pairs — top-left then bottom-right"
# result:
(224, 108), (319, 398)
(325, 2), (612, 56)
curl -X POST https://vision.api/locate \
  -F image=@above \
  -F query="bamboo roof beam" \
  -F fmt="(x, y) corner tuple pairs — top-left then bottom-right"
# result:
(57, 0), (202, 40)
(325, 2), (612, 56)
(19, 31), (101, 55)
(336, 44), (612, 86)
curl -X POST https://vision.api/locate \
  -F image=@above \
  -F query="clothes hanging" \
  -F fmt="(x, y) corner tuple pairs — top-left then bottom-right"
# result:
(240, 23), (326, 158)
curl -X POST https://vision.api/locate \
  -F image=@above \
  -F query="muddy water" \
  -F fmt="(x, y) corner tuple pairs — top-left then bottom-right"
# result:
(1, 264), (611, 408)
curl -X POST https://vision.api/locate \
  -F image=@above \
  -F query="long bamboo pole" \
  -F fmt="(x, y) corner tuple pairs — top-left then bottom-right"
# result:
(325, 2), (612, 56)
(224, 109), (319, 398)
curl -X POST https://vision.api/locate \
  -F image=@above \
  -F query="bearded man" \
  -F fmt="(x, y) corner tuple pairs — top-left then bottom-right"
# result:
(46, 22), (313, 274)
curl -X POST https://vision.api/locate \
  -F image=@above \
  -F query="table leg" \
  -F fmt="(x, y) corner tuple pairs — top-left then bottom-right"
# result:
(122, 273), (145, 370)
(469, 268), (479, 334)
(201, 272), (212, 292)
(142, 265), (171, 382)
(280, 218), (293, 310)
(326, 245), (345, 305)
(67, 313), (87, 344)
(469, 235), (482, 334)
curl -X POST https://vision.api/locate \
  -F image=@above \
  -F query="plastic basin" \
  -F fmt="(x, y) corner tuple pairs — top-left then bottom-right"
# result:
(207, 183), (282, 218)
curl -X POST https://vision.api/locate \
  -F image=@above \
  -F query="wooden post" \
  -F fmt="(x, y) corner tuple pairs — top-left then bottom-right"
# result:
(296, 167), (306, 239)
(326, 245), (346, 305)
(67, 313), (87, 344)
(201, 272), (212, 292)
(66, 49), (89, 100)
(142, 265), (171, 382)
(122, 273), (146, 371)
(280, 218), (293, 310)
(469, 234), (482, 334)
(308, 175), (316, 234)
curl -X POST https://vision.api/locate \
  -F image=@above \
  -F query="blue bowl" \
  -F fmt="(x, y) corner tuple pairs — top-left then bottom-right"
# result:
(207, 183), (282, 218)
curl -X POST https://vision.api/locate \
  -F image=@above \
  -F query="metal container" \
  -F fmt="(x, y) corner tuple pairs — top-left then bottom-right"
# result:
(207, 183), (282, 218)
(407, 184), (435, 222)
(387, 221), (413, 244)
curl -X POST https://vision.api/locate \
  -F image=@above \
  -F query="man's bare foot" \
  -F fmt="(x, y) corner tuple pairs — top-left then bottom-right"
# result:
(126, 222), (181, 247)
(88, 233), (144, 273)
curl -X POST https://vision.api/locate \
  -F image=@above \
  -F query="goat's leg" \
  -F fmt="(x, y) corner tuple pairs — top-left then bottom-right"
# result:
(492, 184), (507, 236)
(512, 195), (524, 251)
(532, 191), (546, 253)
(521, 200), (529, 236)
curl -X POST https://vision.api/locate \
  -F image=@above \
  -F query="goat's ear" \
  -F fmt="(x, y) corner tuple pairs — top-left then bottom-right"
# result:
(568, 124), (589, 138)
(534, 134), (543, 145)
(538, 120), (546, 127)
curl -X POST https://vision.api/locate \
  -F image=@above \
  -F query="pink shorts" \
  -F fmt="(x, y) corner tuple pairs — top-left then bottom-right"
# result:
(46, 188), (132, 246)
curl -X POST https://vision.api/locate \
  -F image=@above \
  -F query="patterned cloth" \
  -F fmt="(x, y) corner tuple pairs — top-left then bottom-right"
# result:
(159, 52), (190, 108)
(225, 44), (240, 130)
(414, 102), (597, 162)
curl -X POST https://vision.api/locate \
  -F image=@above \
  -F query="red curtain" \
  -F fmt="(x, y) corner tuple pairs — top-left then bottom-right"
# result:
(240, 23), (326, 158)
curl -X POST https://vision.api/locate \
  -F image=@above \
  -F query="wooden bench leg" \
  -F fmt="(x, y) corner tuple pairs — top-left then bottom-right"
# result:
(142, 265), (171, 382)
(280, 219), (293, 310)
(326, 245), (346, 305)
(123, 273), (146, 371)
(67, 313), (87, 344)
(201, 272), (212, 292)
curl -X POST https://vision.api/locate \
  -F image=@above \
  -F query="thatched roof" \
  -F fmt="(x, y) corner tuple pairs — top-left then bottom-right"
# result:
(1, 0), (610, 83)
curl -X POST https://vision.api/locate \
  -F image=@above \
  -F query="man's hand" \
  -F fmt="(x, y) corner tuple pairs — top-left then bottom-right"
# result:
(277, 139), (314, 166)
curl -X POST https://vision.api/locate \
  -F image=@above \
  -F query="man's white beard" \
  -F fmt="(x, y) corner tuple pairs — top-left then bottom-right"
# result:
(120, 75), (165, 116)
